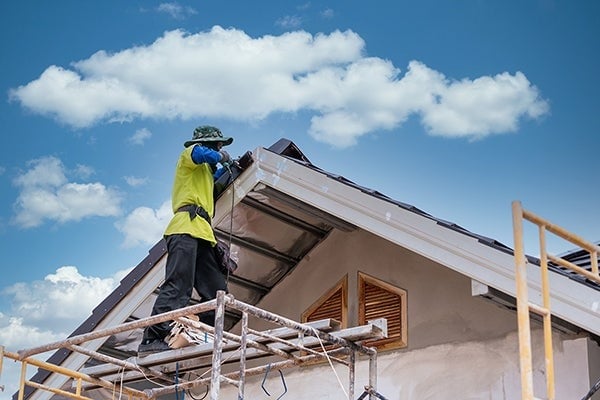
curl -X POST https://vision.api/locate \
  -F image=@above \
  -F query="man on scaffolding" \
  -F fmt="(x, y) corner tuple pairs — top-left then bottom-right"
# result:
(138, 125), (234, 357)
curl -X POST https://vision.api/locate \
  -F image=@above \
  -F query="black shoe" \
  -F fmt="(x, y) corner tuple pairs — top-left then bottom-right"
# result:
(137, 340), (171, 357)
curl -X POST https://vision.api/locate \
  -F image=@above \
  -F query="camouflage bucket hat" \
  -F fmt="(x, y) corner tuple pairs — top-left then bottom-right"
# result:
(184, 125), (233, 147)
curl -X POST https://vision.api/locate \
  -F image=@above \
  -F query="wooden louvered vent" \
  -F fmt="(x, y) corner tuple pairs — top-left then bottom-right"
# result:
(305, 287), (343, 323)
(302, 275), (347, 328)
(359, 272), (407, 350)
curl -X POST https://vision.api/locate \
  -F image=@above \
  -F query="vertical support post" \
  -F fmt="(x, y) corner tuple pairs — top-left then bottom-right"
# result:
(210, 290), (226, 400)
(591, 250), (599, 277)
(18, 361), (27, 400)
(512, 201), (534, 400)
(75, 377), (82, 396)
(238, 312), (249, 400)
(348, 351), (355, 400)
(368, 349), (377, 400)
(538, 226), (555, 400)
(0, 345), (4, 378)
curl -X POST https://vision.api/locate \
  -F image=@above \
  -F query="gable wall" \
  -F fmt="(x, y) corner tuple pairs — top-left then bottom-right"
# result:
(245, 227), (595, 398)
(257, 227), (517, 349)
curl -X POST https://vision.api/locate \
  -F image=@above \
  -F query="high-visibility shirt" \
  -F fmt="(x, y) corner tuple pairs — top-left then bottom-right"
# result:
(164, 145), (221, 244)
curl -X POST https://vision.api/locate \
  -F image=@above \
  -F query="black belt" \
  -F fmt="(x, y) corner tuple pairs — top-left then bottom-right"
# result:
(177, 204), (211, 224)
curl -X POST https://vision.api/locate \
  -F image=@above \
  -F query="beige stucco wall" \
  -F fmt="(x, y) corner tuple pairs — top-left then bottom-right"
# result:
(225, 227), (595, 399)
(212, 330), (590, 399)
(255, 227), (518, 347)
(586, 337), (600, 400)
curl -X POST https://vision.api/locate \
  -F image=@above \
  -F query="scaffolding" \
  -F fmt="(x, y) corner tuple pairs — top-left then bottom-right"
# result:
(512, 201), (600, 400)
(1, 290), (387, 400)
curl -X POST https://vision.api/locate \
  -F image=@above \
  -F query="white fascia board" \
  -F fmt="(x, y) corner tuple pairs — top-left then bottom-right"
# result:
(213, 158), (263, 225)
(29, 255), (168, 400)
(253, 148), (600, 336)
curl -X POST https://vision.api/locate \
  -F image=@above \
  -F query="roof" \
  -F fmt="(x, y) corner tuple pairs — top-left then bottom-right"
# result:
(20, 138), (600, 399)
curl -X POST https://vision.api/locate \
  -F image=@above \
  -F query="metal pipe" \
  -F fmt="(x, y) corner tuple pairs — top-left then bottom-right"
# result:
(238, 312), (248, 400)
(348, 351), (355, 400)
(176, 317), (299, 361)
(247, 328), (349, 365)
(66, 344), (175, 385)
(210, 291), (226, 400)
(368, 350), (377, 400)
(226, 294), (375, 355)
(148, 347), (350, 398)
(17, 300), (217, 359)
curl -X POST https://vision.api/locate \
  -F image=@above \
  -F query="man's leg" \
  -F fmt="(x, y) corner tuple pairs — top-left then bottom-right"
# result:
(193, 239), (228, 326)
(139, 234), (197, 355)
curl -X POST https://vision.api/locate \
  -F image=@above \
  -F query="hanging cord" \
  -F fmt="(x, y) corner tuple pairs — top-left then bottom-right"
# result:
(309, 327), (348, 399)
(133, 358), (170, 388)
(223, 163), (235, 286)
(133, 345), (242, 396)
(182, 344), (242, 396)
(111, 366), (125, 400)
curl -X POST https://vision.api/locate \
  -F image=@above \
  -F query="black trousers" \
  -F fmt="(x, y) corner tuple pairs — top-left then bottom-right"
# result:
(143, 234), (227, 342)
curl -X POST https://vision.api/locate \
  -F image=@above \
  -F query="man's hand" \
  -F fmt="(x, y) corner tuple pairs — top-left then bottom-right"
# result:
(219, 150), (231, 165)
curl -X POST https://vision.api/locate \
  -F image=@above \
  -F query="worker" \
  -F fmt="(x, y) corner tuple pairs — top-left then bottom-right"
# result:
(137, 125), (233, 356)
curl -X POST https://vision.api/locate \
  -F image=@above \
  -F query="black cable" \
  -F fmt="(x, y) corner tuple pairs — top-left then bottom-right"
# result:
(186, 386), (209, 400)
(224, 163), (235, 286)
(581, 376), (600, 400)
(184, 372), (209, 400)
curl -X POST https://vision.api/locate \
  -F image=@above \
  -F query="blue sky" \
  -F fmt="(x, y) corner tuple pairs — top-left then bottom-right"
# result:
(1, 1), (598, 396)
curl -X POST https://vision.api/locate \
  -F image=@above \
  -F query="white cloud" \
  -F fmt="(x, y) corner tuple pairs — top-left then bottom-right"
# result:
(124, 175), (149, 187)
(13, 156), (122, 228)
(2, 266), (122, 333)
(116, 200), (172, 248)
(74, 163), (95, 179)
(9, 27), (549, 147)
(276, 15), (303, 29)
(129, 127), (152, 145)
(156, 2), (197, 19)
(0, 266), (129, 397)
(321, 8), (335, 19)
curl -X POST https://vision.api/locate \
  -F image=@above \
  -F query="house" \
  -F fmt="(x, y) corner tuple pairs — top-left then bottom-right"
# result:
(8, 139), (600, 399)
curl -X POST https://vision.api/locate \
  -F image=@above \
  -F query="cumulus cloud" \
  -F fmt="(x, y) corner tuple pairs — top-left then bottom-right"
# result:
(1, 266), (125, 334)
(0, 266), (129, 396)
(9, 27), (549, 147)
(129, 127), (152, 145)
(12, 156), (122, 228)
(116, 200), (172, 248)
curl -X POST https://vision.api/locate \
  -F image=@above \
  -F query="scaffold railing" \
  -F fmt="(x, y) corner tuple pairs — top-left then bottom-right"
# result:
(1, 290), (387, 400)
(512, 200), (600, 400)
